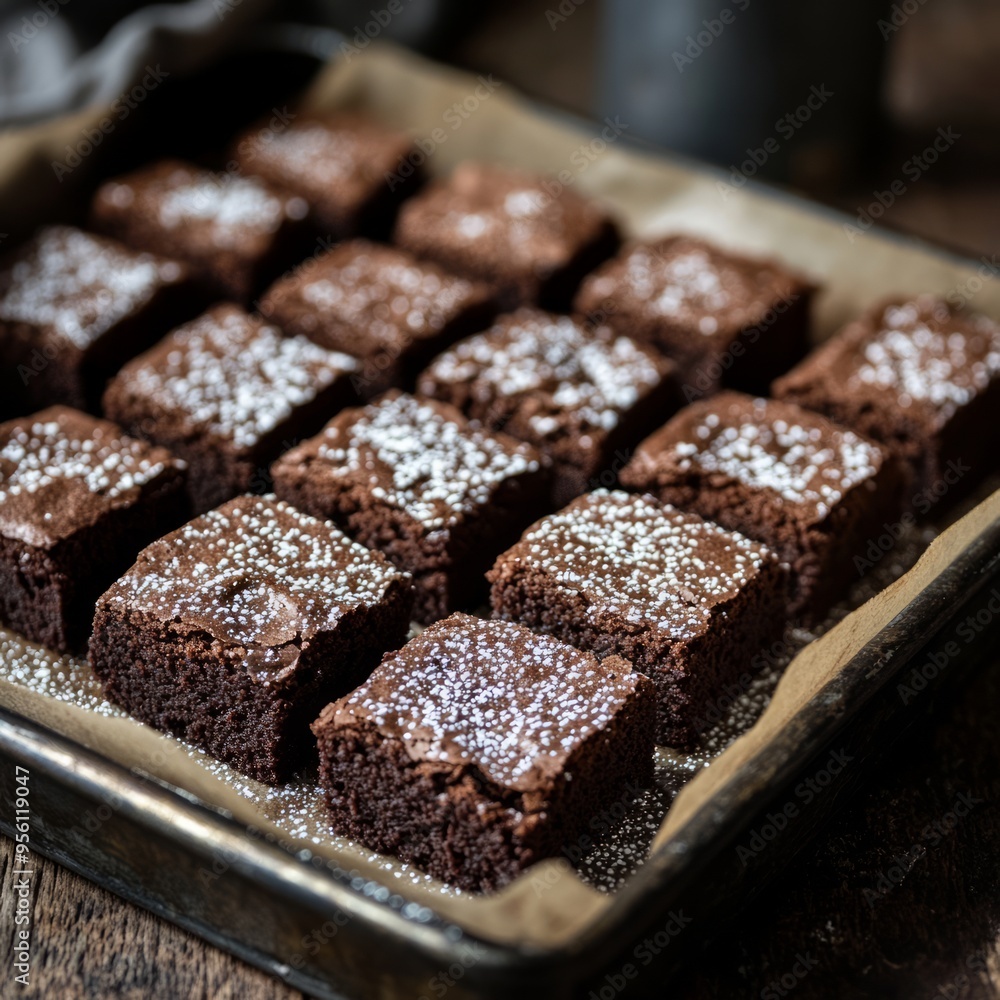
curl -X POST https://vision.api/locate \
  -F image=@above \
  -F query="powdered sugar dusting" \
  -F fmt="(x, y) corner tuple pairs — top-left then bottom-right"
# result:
(507, 490), (772, 638)
(422, 309), (665, 438)
(292, 242), (481, 346)
(314, 392), (540, 530)
(852, 299), (1000, 417)
(336, 614), (642, 789)
(118, 306), (357, 450)
(581, 236), (793, 334)
(0, 416), (168, 504)
(0, 226), (180, 350)
(674, 397), (882, 519)
(105, 495), (405, 656)
(157, 173), (305, 247)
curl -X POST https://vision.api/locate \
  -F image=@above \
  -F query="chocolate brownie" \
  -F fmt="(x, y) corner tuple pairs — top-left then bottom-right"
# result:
(103, 304), (358, 513)
(259, 240), (496, 398)
(488, 489), (786, 747)
(271, 391), (549, 624)
(574, 235), (814, 396)
(620, 392), (905, 618)
(773, 296), (1000, 502)
(312, 612), (655, 891)
(231, 114), (418, 239)
(90, 495), (413, 784)
(418, 308), (679, 505)
(0, 226), (198, 412)
(91, 160), (310, 302)
(393, 161), (619, 309)
(0, 406), (186, 652)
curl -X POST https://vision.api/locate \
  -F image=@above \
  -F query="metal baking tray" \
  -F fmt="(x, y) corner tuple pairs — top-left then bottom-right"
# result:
(2, 44), (1000, 1000)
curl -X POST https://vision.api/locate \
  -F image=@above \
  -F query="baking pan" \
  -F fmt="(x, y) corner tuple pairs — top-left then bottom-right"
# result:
(2, 43), (1000, 1000)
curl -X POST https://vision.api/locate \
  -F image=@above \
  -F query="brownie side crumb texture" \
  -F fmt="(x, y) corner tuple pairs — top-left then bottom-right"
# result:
(103, 304), (359, 514)
(259, 240), (497, 398)
(90, 159), (311, 302)
(312, 612), (656, 891)
(418, 307), (680, 505)
(0, 226), (199, 412)
(488, 489), (787, 747)
(574, 235), (814, 396)
(89, 495), (414, 784)
(393, 161), (620, 309)
(772, 295), (1000, 503)
(231, 114), (420, 239)
(619, 392), (906, 619)
(271, 390), (549, 624)
(0, 406), (187, 652)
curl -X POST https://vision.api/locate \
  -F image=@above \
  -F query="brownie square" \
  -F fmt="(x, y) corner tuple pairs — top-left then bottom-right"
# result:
(418, 308), (680, 505)
(312, 612), (656, 891)
(103, 304), (358, 514)
(574, 235), (814, 396)
(231, 114), (418, 239)
(91, 160), (310, 302)
(620, 392), (905, 618)
(0, 226), (198, 412)
(0, 406), (186, 652)
(393, 161), (620, 309)
(773, 296), (1000, 502)
(271, 390), (549, 624)
(488, 489), (787, 747)
(90, 495), (413, 784)
(259, 240), (496, 398)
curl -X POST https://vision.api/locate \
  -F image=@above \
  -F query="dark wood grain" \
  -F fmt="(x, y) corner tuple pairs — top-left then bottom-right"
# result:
(0, 837), (305, 1000)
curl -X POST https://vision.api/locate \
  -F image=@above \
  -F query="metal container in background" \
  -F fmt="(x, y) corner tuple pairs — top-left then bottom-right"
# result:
(599, 0), (889, 191)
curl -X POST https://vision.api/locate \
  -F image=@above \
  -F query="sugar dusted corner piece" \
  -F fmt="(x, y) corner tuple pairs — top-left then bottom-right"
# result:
(0, 226), (196, 412)
(103, 304), (359, 513)
(621, 392), (905, 618)
(393, 161), (620, 309)
(773, 295), (1000, 500)
(0, 406), (186, 652)
(272, 390), (549, 623)
(312, 612), (656, 891)
(575, 234), (814, 396)
(488, 489), (787, 747)
(89, 495), (414, 785)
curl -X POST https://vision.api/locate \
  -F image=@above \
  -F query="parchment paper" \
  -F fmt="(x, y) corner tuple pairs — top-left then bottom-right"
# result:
(1, 44), (999, 949)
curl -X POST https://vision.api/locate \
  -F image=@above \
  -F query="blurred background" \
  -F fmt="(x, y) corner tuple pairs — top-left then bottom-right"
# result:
(1, 0), (999, 257)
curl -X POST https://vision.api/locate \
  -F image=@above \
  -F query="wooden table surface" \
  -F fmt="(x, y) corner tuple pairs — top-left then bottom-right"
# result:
(3, 647), (1000, 999)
